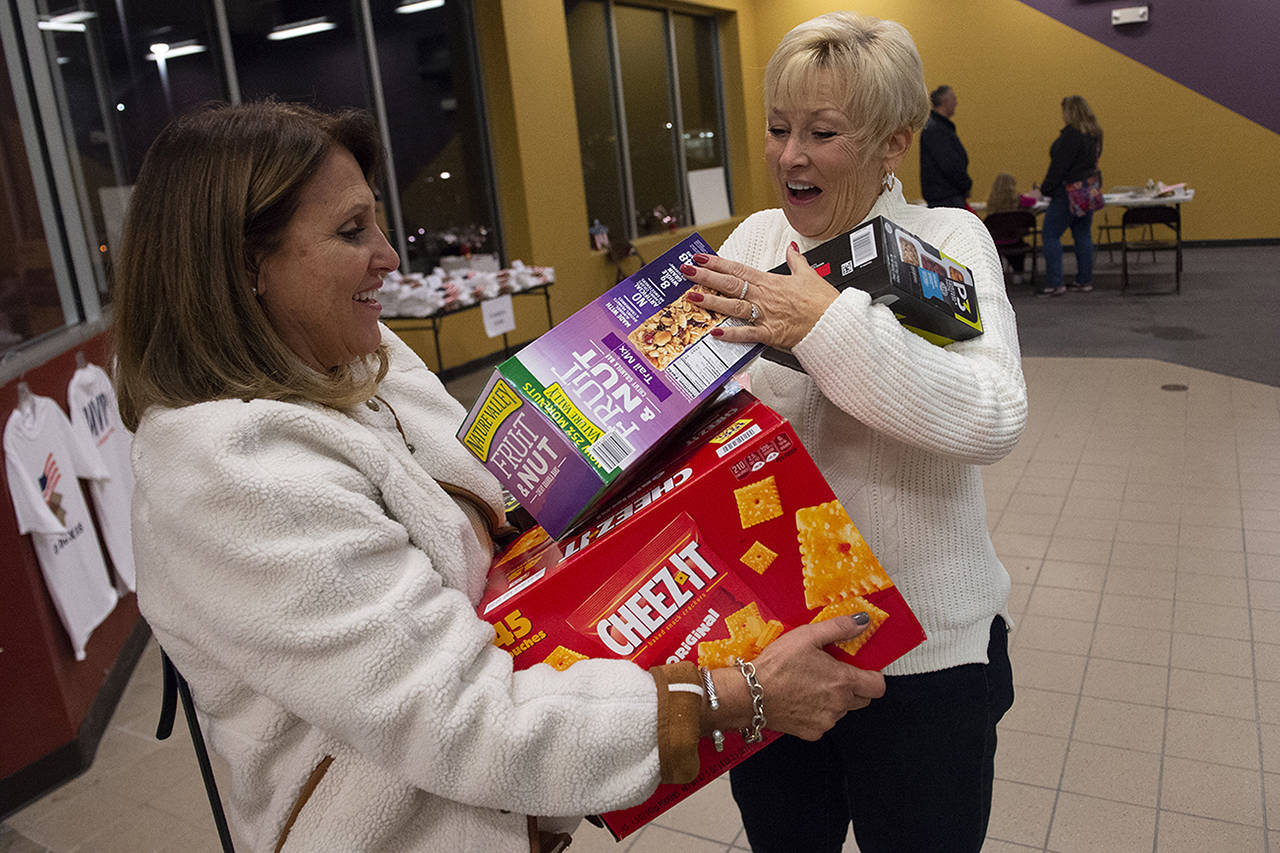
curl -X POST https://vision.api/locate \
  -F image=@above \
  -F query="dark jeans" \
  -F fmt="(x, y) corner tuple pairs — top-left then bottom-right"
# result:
(1042, 193), (1094, 287)
(729, 617), (1013, 853)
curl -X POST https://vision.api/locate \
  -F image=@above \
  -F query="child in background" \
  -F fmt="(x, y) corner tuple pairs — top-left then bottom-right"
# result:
(984, 173), (1036, 284)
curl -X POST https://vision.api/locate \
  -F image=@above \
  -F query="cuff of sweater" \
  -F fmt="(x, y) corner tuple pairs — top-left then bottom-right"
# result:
(649, 661), (702, 785)
(792, 286), (872, 375)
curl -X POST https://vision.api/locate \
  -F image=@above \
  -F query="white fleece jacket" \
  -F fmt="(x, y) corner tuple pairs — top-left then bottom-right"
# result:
(720, 182), (1027, 675)
(132, 329), (661, 851)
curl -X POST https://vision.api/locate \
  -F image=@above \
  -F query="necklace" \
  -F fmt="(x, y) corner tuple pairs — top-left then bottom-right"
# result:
(366, 395), (415, 453)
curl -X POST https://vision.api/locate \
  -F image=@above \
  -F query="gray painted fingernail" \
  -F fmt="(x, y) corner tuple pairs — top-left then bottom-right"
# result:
(853, 612), (870, 625)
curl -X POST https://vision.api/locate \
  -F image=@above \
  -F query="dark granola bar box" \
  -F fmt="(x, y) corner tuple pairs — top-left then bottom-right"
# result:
(763, 216), (982, 371)
(457, 233), (762, 538)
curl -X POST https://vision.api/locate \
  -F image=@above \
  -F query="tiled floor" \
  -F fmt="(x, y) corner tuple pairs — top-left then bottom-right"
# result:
(3, 355), (1278, 852)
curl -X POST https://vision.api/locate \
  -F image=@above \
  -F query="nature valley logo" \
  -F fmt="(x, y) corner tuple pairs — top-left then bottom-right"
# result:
(39, 453), (67, 525)
(462, 380), (522, 460)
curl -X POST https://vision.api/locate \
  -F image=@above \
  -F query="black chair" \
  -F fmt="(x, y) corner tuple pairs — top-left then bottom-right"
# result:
(1121, 205), (1182, 294)
(983, 210), (1038, 286)
(157, 650), (236, 852)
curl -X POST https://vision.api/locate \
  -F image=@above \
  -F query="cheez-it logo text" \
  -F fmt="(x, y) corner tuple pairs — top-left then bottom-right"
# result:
(595, 540), (717, 655)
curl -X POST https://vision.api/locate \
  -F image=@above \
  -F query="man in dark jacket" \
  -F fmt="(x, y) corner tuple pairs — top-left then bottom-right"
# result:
(920, 86), (972, 209)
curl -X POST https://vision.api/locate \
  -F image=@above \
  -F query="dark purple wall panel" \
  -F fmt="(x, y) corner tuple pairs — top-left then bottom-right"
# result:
(1017, 0), (1280, 135)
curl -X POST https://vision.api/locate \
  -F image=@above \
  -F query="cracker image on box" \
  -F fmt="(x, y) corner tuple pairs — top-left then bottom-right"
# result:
(796, 499), (892, 609)
(811, 594), (890, 657)
(740, 541), (778, 574)
(734, 476), (784, 528)
(541, 645), (589, 671)
(697, 601), (785, 668)
(627, 285), (721, 371)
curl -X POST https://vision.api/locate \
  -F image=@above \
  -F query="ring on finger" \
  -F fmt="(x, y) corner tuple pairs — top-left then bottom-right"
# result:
(737, 279), (749, 300)
(748, 303), (759, 324)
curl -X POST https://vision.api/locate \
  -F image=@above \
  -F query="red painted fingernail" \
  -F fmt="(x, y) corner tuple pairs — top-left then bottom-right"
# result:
(710, 328), (724, 337)
(790, 241), (799, 252)
(680, 263), (697, 276)
(685, 290), (704, 302)
(692, 253), (711, 264)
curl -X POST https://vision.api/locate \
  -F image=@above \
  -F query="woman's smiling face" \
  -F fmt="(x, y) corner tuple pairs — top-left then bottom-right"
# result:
(256, 146), (399, 371)
(765, 70), (904, 241)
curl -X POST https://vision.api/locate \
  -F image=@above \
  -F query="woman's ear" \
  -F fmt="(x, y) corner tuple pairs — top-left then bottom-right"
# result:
(882, 129), (913, 174)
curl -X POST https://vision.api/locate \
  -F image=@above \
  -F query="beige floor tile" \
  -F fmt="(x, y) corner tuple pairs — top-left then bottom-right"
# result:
(1125, 481), (1181, 504)
(16, 786), (138, 850)
(1045, 536), (1113, 566)
(1069, 479), (1125, 502)
(1183, 484), (1243, 508)
(1262, 724), (1280, 775)
(1168, 669), (1258, 720)
(1243, 489), (1280, 512)
(74, 803), (218, 853)
(1171, 600), (1251, 640)
(1127, 462), (1183, 486)
(1109, 539), (1179, 571)
(566, 821), (628, 853)
(999, 686), (1076, 739)
(1251, 578), (1280, 610)
(1008, 492), (1067, 517)
(992, 531), (1050, 560)
(1002, 555), (1042, 586)
(1255, 642), (1280, 682)
(1075, 462), (1127, 483)
(1105, 567), (1176, 600)
(996, 511), (1059, 537)
(1244, 508), (1280, 532)
(977, 840), (1040, 853)
(1046, 791), (1156, 853)
(1014, 476), (1073, 498)
(994, 730), (1067, 788)
(1259, 681), (1280, 725)
(1098, 593), (1173, 631)
(1082, 658), (1168, 706)
(1267, 771), (1280, 831)
(1058, 496), (1121, 520)
(1155, 810), (1266, 853)
(985, 780), (1054, 849)
(1025, 587), (1101, 624)
(1164, 710), (1260, 770)
(1182, 503), (1244, 528)
(1242, 473), (1280, 493)
(1160, 756), (1264, 825)
(1024, 460), (1077, 480)
(1008, 582), (1032, 615)
(1249, 553), (1280, 583)
(649, 777), (741, 844)
(1011, 613), (1094, 656)
(1060, 741), (1161, 807)
(1050, 515), (1117, 542)
(1176, 573), (1249, 608)
(1090, 623), (1171, 667)
(1170, 632), (1253, 677)
(1071, 696), (1164, 753)
(1177, 545), (1247, 577)
(1180, 523), (1244, 553)
(626, 824), (729, 853)
(1255, 610), (1280, 646)
(1120, 500), (1171, 523)
(1115, 518), (1180, 546)
(1010, 647), (1087, 694)
(1036, 560), (1107, 592)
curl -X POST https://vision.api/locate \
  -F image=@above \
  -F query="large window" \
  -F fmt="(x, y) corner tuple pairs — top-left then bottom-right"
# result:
(0, 0), (499, 359)
(566, 0), (731, 246)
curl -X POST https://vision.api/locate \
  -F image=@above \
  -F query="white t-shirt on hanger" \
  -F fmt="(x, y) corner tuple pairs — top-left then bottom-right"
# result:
(4, 394), (119, 661)
(68, 363), (136, 591)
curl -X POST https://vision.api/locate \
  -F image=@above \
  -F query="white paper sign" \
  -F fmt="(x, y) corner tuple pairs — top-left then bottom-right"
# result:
(687, 167), (731, 225)
(481, 294), (516, 338)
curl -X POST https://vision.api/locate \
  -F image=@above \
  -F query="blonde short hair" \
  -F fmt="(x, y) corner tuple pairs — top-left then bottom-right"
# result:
(764, 12), (930, 158)
(113, 101), (390, 431)
(986, 173), (1021, 213)
(1061, 95), (1102, 140)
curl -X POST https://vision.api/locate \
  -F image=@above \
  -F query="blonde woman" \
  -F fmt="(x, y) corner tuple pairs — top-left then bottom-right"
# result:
(1035, 95), (1103, 295)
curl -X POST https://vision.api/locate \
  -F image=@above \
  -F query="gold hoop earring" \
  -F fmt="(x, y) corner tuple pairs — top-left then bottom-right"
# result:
(881, 171), (896, 192)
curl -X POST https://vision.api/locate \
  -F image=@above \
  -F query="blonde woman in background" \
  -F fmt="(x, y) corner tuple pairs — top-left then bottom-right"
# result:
(1033, 95), (1103, 296)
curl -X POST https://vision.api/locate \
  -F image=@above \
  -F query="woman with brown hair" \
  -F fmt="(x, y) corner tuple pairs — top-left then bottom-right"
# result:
(114, 100), (883, 851)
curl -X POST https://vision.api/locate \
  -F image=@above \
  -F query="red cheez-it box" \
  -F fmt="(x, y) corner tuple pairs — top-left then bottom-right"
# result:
(479, 391), (925, 840)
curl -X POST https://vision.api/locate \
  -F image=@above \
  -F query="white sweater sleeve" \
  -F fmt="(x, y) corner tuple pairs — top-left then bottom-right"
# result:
(727, 208), (1027, 466)
(134, 403), (661, 818)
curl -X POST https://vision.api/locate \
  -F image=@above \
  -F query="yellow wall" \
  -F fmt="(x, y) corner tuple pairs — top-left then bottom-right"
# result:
(446, 0), (1278, 373)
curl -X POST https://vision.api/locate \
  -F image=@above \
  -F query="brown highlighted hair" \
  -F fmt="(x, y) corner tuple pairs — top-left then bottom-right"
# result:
(1061, 95), (1102, 141)
(113, 100), (389, 430)
(986, 173), (1021, 213)
(764, 12), (930, 161)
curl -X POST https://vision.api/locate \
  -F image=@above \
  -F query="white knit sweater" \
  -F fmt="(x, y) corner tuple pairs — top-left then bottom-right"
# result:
(720, 183), (1027, 675)
(132, 328), (661, 851)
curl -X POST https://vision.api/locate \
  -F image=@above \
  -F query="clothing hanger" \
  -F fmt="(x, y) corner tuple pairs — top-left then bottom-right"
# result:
(16, 379), (35, 416)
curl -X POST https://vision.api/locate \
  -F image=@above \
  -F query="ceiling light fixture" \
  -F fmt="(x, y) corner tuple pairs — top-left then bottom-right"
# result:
(146, 40), (207, 61)
(396, 0), (445, 13)
(37, 20), (86, 32)
(267, 17), (337, 40)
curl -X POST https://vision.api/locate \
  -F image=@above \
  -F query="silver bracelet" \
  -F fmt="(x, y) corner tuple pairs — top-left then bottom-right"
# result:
(699, 666), (725, 752)
(733, 657), (766, 744)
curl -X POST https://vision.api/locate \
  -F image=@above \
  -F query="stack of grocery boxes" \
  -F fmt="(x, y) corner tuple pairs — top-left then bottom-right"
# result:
(455, 224), (975, 839)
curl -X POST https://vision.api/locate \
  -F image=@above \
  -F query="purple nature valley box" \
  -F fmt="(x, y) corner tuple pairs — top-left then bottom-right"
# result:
(457, 234), (762, 538)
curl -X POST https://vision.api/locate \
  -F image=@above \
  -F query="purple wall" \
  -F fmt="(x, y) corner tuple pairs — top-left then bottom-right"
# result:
(1017, 0), (1280, 135)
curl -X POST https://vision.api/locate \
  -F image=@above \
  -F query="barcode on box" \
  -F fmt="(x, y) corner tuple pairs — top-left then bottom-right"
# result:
(588, 430), (635, 471)
(715, 423), (762, 457)
(849, 224), (876, 267)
